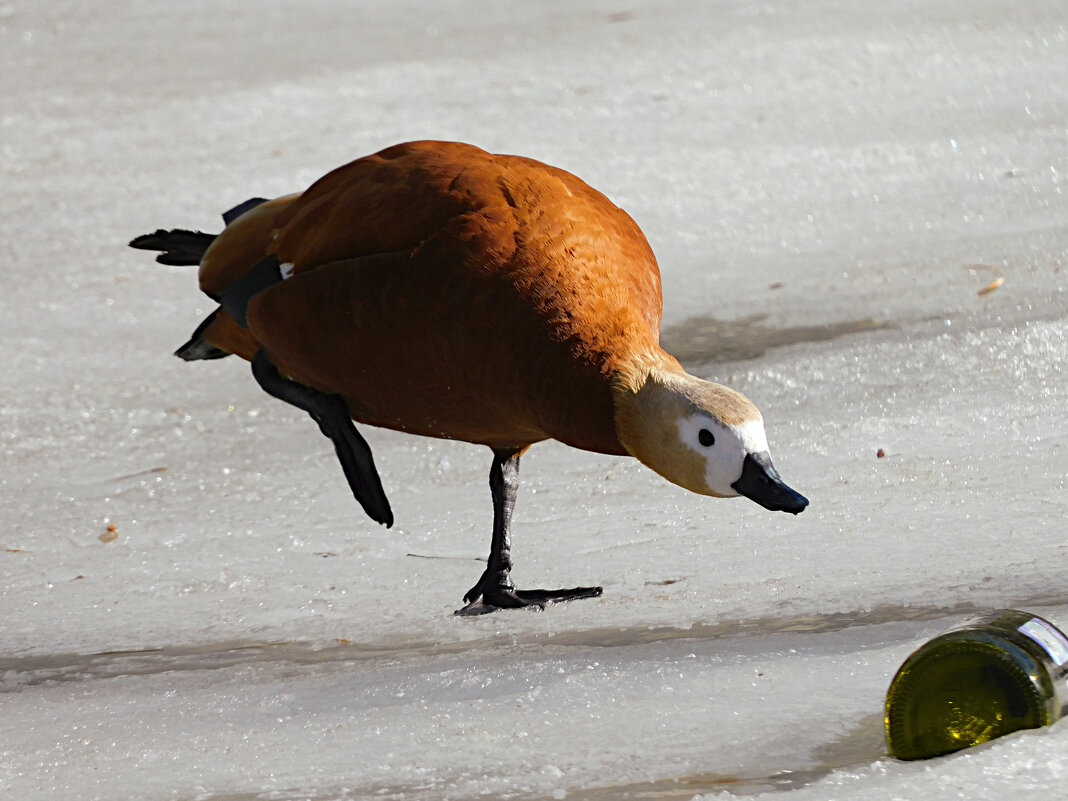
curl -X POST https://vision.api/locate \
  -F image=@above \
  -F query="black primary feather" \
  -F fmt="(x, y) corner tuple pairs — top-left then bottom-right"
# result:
(128, 229), (216, 266)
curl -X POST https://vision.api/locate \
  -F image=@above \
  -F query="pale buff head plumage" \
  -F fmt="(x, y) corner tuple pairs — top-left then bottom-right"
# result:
(612, 357), (808, 511)
(613, 366), (769, 497)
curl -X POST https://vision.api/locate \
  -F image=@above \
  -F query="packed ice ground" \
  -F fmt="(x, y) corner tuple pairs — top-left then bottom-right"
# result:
(2, 0), (1068, 798)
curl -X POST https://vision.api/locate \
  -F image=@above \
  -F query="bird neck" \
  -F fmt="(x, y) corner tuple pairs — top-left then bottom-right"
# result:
(610, 354), (708, 492)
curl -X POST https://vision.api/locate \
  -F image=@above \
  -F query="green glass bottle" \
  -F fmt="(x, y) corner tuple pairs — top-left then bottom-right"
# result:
(885, 609), (1068, 760)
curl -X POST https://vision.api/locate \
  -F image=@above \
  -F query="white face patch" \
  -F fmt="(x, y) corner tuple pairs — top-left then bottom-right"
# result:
(676, 414), (770, 497)
(279, 262), (295, 280)
(734, 417), (770, 454)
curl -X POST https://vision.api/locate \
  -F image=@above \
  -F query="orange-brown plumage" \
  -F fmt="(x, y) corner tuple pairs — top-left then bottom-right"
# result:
(201, 141), (668, 454)
(133, 139), (807, 613)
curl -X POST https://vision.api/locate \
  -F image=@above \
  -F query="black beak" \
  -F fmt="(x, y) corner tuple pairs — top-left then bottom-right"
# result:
(731, 452), (809, 514)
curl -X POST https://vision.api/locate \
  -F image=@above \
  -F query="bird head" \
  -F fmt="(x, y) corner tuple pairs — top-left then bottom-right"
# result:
(614, 367), (808, 513)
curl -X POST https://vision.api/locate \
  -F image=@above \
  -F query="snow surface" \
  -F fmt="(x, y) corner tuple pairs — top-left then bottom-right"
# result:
(3, 0), (1068, 798)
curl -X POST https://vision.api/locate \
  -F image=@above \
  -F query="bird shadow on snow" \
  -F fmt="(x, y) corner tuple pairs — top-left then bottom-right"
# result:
(660, 313), (892, 365)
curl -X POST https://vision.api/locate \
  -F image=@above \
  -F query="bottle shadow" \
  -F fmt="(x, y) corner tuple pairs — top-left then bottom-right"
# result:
(560, 713), (887, 799)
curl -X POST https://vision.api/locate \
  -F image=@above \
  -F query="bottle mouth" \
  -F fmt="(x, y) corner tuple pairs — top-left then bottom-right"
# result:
(885, 639), (1049, 760)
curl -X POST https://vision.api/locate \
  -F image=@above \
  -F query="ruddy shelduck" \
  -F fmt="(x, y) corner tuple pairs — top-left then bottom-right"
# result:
(131, 140), (807, 614)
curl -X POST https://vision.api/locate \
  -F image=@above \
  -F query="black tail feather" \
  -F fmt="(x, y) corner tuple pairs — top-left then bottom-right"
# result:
(174, 308), (232, 361)
(222, 197), (269, 226)
(129, 229), (216, 266)
(131, 201), (275, 360)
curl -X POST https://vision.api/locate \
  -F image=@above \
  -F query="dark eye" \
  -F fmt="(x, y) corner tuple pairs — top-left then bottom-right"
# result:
(698, 428), (715, 447)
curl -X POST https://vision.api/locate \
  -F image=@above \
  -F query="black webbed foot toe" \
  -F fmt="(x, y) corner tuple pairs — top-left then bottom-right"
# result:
(512, 587), (604, 604)
(455, 577), (603, 615)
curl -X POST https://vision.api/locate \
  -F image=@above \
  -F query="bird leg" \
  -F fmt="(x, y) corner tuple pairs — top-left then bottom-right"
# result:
(250, 349), (394, 528)
(456, 447), (603, 615)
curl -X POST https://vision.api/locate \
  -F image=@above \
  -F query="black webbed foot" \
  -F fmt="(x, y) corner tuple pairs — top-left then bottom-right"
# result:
(456, 574), (603, 616)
